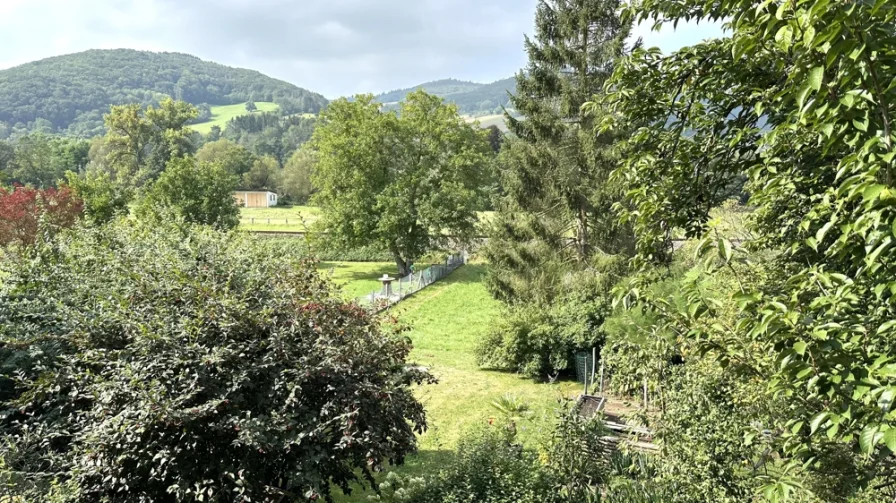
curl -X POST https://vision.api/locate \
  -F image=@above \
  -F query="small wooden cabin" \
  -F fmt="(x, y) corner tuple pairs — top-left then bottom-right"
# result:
(234, 191), (278, 208)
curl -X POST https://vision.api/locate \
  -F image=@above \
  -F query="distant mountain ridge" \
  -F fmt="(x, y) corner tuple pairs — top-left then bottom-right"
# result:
(374, 77), (517, 116)
(0, 49), (328, 137)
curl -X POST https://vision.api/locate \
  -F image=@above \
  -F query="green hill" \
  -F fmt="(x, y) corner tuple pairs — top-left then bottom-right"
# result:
(375, 77), (516, 116)
(0, 49), (328, 137)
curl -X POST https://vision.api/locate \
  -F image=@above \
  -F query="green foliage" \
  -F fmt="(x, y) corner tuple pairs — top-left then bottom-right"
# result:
(242, 154), (281, 191)
(0, 221), (430, 502)
(103, 98), (199, 186)
(64, 170), (132, 224)
(0, 49), (327, 135)
(261, 237), (394, 263)
(371, 426), (556, 503)
(311, 92), (492, 275)
(137, 157), (240, 229)
(602, 0), (896, 492)
(0, 134), (89, 188)
(541, 405), (612, 502)
(280, 149), (317, 204)
(371, 404), (619, 503)
(477, 260), (626, 378)
(485, 0), (635, 311)
(222, 112), (317, 165)
(195, 138), (257, 177)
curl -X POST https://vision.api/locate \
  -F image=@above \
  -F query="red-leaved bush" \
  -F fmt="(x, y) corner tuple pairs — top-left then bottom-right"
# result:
(0, 185), (83, 247)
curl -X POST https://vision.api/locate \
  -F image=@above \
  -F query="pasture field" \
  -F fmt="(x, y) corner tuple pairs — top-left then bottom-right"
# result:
(327, 263), (579, 502)
(239, 205), (320, 232)
(465, 113), (508, 131)
(190, 102), (279, 134)
(240, 206), (495, 235)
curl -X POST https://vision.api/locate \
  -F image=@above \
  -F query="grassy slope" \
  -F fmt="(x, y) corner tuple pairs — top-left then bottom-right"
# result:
(190, 102), (279, 134)
(328, 263), (578, 502)
(465, 113), (509, 132)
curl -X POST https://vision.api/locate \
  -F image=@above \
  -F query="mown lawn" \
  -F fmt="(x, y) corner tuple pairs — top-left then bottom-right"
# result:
(190, 102), (279, 135)
(329, 263), (579, 502)
(239, 206), (320, 232)
(318, 261), (398, 299)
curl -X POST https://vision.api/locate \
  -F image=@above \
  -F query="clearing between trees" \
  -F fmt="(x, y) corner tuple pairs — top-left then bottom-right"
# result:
(190, 102), (279, 134)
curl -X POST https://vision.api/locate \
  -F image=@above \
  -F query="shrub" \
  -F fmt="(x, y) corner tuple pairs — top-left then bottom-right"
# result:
(476, 260), (625, 379)
(0, 184), (82, 247)
(0, 221), (431, 502)
(372, 426), (557, 503)
(261, 236), (394, 262)
(540, 405), (612, 502)
(372, 404), (616, 503)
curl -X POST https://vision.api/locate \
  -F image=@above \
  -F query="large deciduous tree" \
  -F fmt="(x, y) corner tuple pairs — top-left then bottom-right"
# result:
(137, 157), (241, 230)
(104, 97), (198, 186)
(242, 155), (281, 191)
(605, 0), (896, 495)
(1, 134), (89, 188)
(311, 92), (492, 275)
(280, 148), (317, 204)
(195, 138), (257, 178)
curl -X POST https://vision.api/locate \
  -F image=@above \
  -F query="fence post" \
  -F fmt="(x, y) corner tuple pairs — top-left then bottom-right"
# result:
(590, 347), (596, 395)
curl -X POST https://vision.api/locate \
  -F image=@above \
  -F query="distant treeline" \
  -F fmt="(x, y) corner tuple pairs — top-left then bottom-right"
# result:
(376, 77), (517, 116)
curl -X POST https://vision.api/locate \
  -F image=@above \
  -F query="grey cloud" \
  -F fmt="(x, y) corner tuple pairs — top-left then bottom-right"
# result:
(35, 0), (536, 97)
(0, 0), (721, 98)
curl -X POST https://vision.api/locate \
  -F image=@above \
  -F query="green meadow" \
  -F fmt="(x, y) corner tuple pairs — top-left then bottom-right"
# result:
(190, 102), (279, 134)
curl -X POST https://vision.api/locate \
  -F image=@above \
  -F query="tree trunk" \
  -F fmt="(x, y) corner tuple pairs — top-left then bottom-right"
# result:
(391, 245), (410, 277)
(576, 202), (589, 262)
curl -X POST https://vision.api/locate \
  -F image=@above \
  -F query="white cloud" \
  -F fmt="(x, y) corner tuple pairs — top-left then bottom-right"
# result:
(632, 18), (727, 52)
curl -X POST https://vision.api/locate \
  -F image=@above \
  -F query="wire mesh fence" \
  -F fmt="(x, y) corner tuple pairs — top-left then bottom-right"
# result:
(357, 253), (466, 311)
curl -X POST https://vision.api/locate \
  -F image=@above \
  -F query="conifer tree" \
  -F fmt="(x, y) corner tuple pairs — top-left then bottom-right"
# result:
(486, 0), (633, 303)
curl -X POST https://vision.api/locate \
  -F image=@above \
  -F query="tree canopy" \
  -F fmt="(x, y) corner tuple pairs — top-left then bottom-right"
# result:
(312, 91), (492, 275)
(484, 0), (634, 305)
(137, 157), (241, 230)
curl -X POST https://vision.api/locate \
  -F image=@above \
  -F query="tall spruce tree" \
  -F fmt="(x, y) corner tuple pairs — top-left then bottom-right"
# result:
(485, 0), (633, 303)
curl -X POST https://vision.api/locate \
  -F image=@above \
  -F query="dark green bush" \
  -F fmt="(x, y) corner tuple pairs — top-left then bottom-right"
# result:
(0, 221), (431, 502)
(476, 261), (624, 379)
(372, 404), (620, 503)
(371, 426), (557, 503)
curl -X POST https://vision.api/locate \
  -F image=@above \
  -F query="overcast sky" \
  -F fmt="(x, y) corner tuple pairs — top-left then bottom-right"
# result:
(0, 0), (724, 99)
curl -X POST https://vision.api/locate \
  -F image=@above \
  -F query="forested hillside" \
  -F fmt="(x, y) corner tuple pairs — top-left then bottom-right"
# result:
(0, 49), (328, 137)
(375, 77), (516, 116)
